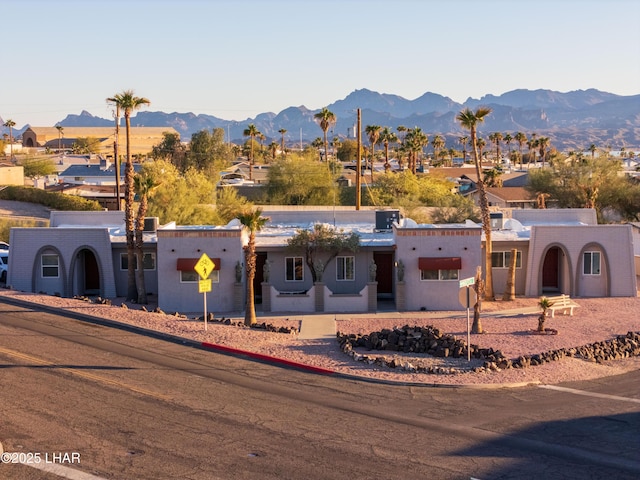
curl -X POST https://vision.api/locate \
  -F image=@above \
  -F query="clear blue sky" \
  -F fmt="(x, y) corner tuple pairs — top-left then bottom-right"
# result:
(3, 0), (639, 128)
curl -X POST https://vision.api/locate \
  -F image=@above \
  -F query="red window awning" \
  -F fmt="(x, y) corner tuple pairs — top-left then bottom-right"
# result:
(176, 258), (221, 271)
(418, 257), (461, 270)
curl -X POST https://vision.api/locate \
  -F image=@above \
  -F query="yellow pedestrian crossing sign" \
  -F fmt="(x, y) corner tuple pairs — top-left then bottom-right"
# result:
(194, 253), (215, 280)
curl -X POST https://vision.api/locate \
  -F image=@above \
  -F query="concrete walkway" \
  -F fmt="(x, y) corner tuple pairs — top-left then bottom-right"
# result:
(298, 315), (336, 340)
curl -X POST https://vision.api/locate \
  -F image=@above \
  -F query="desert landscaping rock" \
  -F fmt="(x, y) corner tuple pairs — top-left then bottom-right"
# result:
(1, 289), (639, 386)
(337, 326), (640, 375)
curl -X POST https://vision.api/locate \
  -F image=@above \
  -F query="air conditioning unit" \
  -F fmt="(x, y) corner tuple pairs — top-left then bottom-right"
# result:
(490, 212), (503, 230)
(375, 210), (400, 232)
(143, 217), (159, 232)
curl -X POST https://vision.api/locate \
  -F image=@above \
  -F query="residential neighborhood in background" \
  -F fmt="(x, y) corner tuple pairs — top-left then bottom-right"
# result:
(1, 88), (639, 317)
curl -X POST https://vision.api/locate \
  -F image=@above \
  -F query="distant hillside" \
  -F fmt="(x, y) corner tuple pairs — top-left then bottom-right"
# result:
(4, 88), (639, 151)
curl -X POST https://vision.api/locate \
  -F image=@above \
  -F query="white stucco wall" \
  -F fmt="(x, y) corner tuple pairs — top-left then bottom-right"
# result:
(156, 228), (245, 314)
(8, 227), (117, 298)
(525, 225), (636, 297)
(394, 225), (483, 311)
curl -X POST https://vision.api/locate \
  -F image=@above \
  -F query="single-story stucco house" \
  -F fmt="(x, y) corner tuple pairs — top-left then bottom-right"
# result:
(7, 207), (637, 316)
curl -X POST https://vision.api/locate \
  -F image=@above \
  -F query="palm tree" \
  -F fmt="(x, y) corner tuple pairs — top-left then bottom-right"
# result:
(331, 136), (342, 160)
(457, 107), (494, 308)
(365, 125), (381, 181)
(447, 147), (456, 167)
(477, 137), (486, 163)
(107, 90), (151, 301)
(459, 136), (469, 163)
(314, 107), (336, 163)
(268, 141), (278, 161)
(379, 127), (398, 172)
(537, 137), (550, 166)
(503, 132), (513, 159)
(488, 132), (503, 164)
(396, 125), (407, 144)
(526, 138), (537, 165)
(55, 124), (64, 151)
(311, 137), (324, 161)
(404, 127), (428, 173)
(3, 119), (15, 159)
(243, 124), (261, 181)
(237, 208), (269, 326)
(278, 128), (287, 156)
(431, 135), (445, 165)
(133, 172), (158, 304)
(514, 132), (527, 170)
(588, 143), (597, 159)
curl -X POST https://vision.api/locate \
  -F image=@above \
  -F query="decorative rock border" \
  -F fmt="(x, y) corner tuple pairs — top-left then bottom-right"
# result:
(337, 325), (640, 375)
(74, 295), (299, 334)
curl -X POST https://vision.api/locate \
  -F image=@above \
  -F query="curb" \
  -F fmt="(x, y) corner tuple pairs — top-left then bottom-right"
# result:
(201, 342), (336, 375)
(0, 293), (543, 389)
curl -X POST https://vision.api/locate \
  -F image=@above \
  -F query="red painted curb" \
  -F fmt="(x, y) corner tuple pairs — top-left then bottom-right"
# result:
(201, 342), (336, 375)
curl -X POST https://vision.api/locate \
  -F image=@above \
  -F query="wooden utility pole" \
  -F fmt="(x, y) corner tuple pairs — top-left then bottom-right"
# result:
(113, 105), (121, 211)
(356, 108), (361, 210)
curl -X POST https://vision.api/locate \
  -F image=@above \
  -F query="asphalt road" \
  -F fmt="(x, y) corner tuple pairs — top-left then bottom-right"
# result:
(0, 298), (639, 480)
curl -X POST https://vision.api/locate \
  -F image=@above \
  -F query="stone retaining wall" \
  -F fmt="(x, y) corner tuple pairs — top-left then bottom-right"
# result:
(336, 325), (640, 376)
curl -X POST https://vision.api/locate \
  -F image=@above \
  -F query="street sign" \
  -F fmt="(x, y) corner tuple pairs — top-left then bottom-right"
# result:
(458, 285), (478, 362)
(199, 278), (212, 293)
(458, 286), (477, 309)
(194, 253), (215, 280)
(459, 276), (475, 288)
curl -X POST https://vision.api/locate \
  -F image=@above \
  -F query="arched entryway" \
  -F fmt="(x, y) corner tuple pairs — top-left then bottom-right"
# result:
(74, 248), (101, 296)
(541, 245), (571, 295)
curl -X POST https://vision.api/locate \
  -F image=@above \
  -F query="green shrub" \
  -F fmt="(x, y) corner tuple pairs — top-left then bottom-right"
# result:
(0, 218), (49, 244)
(0, 186), (103, 211)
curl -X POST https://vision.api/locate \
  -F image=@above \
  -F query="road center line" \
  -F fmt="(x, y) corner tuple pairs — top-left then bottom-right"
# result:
(538, 384), (640, 404)
(0, 346), (169, 401)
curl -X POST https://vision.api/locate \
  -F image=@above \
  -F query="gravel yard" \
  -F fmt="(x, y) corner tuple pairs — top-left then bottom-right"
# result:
(2, 289), (639, 387)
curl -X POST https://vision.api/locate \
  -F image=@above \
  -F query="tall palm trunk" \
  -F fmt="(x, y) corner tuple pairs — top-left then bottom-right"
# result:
(244, 233), (257, 326)
(134, 195), (148, 304)
(124, 113), (137, 301)
(471, 128), (495, 300)
(502, 248), (517, 301)
(113, 106), (121, 211)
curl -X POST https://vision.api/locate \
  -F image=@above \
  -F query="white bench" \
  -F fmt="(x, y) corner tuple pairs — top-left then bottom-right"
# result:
(544, 294), (579, 317)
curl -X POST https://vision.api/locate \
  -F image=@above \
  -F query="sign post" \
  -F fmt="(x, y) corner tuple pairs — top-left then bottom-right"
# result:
(194, 253), (215, 331)
(459, 277), (476, 361)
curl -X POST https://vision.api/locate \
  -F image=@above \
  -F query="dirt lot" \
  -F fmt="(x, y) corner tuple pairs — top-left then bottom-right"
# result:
(0, 199), (51, 220)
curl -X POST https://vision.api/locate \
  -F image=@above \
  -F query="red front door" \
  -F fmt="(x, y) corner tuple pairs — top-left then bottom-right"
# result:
(373, 252), (393, 297)
(542, 247), (559, 292)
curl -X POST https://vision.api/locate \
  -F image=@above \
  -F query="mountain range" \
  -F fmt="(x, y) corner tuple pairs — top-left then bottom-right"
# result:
(3, 88), (640, 152)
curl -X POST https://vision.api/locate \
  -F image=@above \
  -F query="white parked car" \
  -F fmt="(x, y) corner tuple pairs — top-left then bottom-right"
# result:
(0, 249), (8, 283)
(217, 172), (255, 186)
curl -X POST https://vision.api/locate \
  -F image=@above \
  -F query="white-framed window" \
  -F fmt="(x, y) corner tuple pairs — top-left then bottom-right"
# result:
(285, 257), (304, 281)
(120, 252), (156, 271)
(336, 256), (355, 281)
(491, 250), (522, 269)
(420, 269), (459, 281)
(583, 251), (601, 275)
(42, 254), (59, 278)
(180, 270), (219, 283)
